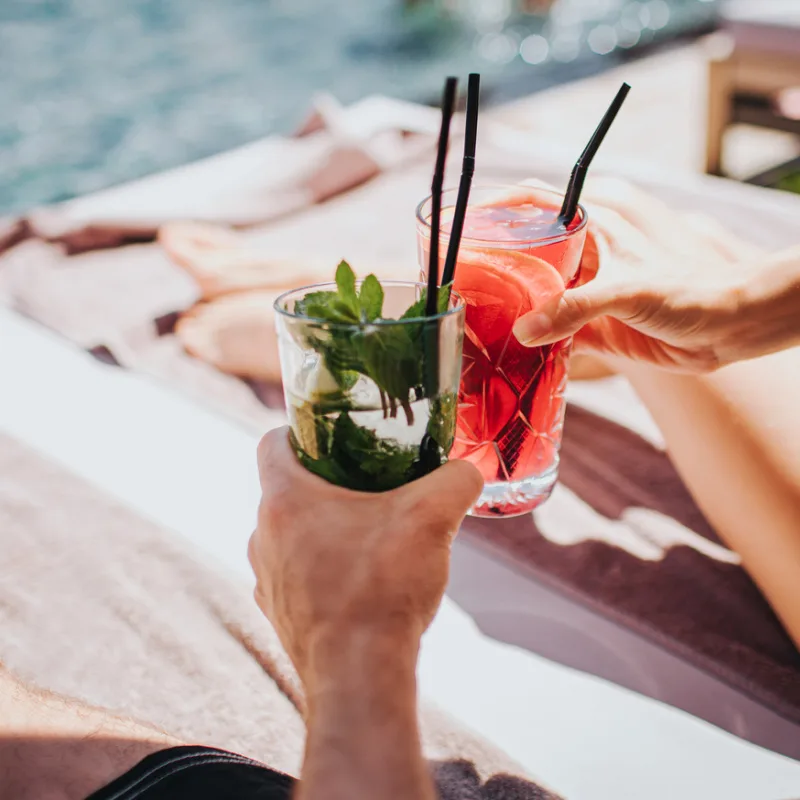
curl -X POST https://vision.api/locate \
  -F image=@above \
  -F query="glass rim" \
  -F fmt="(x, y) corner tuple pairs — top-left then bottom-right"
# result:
(273, 280), (466, 328)
(415, 184), (588, 247)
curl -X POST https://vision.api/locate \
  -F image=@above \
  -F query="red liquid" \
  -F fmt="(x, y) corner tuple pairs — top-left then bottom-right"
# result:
(434, 202), (587, 516)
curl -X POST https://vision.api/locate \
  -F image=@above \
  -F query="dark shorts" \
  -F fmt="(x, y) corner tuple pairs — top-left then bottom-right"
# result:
(86, 746), (295, 799)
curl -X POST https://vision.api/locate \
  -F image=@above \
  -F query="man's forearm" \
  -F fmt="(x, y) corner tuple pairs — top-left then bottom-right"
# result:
(298, 627), (435, 800)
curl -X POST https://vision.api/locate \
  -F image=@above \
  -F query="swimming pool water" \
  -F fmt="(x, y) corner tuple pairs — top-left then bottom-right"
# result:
(0, 0), (718, 213)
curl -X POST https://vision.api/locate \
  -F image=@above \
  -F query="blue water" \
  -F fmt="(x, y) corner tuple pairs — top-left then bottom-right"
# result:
(0, 0), (718, 214)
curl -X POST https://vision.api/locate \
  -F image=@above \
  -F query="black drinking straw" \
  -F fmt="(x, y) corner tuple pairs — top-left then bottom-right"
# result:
(441, 72), (480, 287)
(426, 76), (458, 317)
(558, 82), (631, 227)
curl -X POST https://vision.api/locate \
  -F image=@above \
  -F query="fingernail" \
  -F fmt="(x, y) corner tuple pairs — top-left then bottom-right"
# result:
(513, 313), (552, 345)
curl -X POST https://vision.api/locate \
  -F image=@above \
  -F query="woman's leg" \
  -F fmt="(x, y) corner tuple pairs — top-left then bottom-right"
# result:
(616, 349), (800, 646)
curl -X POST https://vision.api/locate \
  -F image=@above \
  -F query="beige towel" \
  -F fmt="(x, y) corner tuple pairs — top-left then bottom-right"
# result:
(1, 94), (435, 258)
(0, 432), (558, 798)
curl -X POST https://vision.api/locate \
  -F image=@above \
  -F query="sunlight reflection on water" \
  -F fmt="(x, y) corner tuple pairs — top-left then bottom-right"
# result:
(0, 0), (717, 212)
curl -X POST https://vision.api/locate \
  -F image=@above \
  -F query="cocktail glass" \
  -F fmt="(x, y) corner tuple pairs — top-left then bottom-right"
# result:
(416, 185), (588, 517)
(274, 281), (466, 492)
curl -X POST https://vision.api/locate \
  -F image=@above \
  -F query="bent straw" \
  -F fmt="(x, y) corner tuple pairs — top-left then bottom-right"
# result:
(558, 82), (631, 227)
(426, 76), (458, 317)
(442, 72), (480, 287)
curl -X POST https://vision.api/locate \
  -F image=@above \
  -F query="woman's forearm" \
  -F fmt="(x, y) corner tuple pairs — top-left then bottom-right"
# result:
(619, 350), (800, 646)
(727, 246), (800, 363)
(298, 628), (435, 800)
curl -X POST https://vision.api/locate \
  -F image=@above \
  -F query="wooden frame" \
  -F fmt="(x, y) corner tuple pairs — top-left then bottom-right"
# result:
(705, 37), (800, 176)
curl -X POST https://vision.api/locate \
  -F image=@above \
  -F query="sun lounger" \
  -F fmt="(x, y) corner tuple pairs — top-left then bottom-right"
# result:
(2, 307), (800, 800)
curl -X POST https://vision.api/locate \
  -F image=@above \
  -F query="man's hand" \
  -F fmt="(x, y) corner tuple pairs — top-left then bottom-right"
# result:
(248, 428), (482, 800)
(512, 179), (800, 372)
(248, 427), (483, 686)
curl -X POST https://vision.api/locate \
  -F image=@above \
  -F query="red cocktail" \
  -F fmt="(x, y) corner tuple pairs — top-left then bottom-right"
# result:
(417, 185), (588, 517)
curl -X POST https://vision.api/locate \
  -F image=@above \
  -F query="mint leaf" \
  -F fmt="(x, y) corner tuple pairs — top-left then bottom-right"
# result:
(294, 290), (335, 318)
(298, 451), (351, 485)
(360, 443), (418, 486)
(330, 412), (418, 491)
(355, 326), (422, 407)
(400, 283), (453, 320)
(306, 302), (355, 324)
(437, 282), (453, 313)
(297, 263), (365, 325)
(330, 297), (361, 323)
(336, 260), (358, 309)
(427, 391), (457, 451)
(315, 335), (363, 374)
(343, 282), (456, 404)
(291, 405), (448, 492)
(308, 389), (356, 416)
(359, 274), (384, 321)
(291, 428), (350, 485)
(400, 295), (426, 321)
(295, 290), (359, 326)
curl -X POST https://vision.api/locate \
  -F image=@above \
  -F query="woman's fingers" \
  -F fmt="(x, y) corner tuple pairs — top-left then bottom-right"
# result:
(513, 280), (635, 346)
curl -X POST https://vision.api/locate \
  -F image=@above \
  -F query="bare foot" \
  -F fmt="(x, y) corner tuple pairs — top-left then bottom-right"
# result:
(176, 291), (283, 382)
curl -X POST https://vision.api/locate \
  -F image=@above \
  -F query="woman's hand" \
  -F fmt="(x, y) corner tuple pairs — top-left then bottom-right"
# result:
(513, 179), (800, 372)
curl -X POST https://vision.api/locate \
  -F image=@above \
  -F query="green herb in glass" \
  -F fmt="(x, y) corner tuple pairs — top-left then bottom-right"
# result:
(275, 263), (464, 492)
